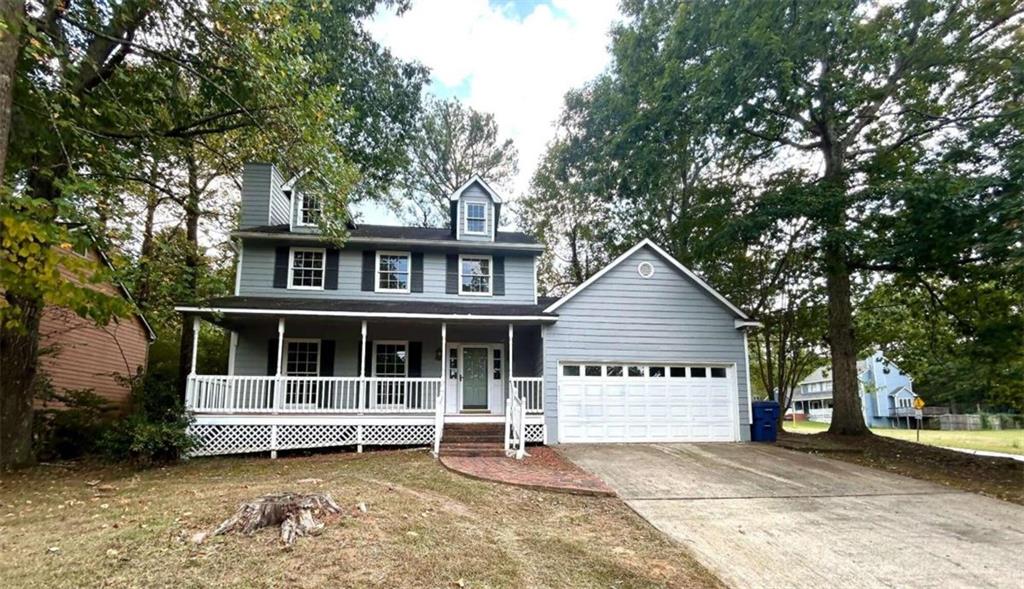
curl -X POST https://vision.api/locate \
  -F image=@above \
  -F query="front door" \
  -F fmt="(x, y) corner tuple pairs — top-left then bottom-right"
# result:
(461, 346), (490, 410)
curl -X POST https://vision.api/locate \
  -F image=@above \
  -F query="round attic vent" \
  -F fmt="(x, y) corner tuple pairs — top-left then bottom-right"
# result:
(637, 261), (655, 279)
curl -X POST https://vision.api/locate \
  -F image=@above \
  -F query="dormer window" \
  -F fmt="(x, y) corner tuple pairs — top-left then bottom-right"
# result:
(465, 202), (487, 234)
(298, 193), (321, 226)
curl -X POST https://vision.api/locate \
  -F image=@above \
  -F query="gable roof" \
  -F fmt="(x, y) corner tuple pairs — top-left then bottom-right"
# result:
(543, 238), (750, 320)
(448, 176), (503, 203)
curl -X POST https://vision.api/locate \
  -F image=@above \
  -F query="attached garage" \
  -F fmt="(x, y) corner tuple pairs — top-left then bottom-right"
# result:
(542, 239), (756, 444)
(557, 363), (737, 443)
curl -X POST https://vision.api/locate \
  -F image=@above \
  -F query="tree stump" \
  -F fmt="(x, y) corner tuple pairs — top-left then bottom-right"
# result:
(212, 493), (342, 546)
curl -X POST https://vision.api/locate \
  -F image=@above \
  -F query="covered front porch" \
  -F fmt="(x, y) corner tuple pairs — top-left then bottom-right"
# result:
(179, 310), (548, 457)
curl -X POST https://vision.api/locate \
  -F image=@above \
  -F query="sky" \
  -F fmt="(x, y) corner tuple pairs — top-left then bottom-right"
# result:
(353, 0), (621, 225)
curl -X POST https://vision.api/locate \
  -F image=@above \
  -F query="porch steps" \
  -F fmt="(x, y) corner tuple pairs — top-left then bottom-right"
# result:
(441, 424), (506, 457)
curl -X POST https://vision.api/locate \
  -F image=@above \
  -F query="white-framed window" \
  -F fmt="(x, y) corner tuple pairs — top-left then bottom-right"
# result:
(492, 348), (503, 380)
(372, 341), (408, 377)
(459, 254), (492, 295)
(283, 339), (320, 376)
(375, 251), (411, 293)
(465, 201), (487, 234)
(289, 247), (326, 290)
(298, 193), (321, 226)
(373, 341), (408, 407)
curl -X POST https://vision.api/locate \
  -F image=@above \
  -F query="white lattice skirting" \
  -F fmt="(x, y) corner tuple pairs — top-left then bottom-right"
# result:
(525, 423), (545, 443)
(189, 423), (435, 457)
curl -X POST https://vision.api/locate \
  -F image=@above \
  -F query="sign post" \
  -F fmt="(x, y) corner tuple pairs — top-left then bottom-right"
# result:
(913, 397), (926, 442)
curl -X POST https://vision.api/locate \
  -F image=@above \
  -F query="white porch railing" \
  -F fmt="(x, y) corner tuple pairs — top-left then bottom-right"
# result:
(506, 389), (526, 459)
(511, 377), (544, 414)
(807, 408), (833, 423)
(187, 375), (442, 414)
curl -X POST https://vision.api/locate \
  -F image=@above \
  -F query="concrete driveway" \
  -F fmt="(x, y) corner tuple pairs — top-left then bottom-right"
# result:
(560, 443), (1024, 589)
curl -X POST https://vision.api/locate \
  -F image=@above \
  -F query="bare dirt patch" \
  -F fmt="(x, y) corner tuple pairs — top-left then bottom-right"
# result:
(778, 431), (1024, 505)
(0, 450), (723, 588)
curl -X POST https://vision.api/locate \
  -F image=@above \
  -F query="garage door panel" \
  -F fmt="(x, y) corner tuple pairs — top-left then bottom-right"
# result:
(559, 363), (735, 443)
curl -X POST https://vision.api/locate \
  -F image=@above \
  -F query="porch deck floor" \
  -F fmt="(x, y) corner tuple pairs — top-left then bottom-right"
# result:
(441, 447), (615, 497)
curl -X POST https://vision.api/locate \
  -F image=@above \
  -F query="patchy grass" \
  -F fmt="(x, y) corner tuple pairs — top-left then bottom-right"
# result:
(777, 432), (1024, 505)
(785, 420), (1024, 456)
(0, 450), (722, 589)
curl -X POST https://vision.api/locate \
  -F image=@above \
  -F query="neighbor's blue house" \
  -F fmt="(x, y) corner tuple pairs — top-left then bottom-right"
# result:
(792, 351), (918, 428)
(176, 163), (758, 458)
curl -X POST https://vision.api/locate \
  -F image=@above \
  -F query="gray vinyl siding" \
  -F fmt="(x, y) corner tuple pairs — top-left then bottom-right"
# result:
(240, 163), (290, 228)
(231, 320), (539, 378)
(458, 184), (494, 242)
(238, 241), (536, 305)
(542, 246), (751, 442)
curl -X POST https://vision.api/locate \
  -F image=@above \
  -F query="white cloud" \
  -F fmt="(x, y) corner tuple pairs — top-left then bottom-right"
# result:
(366, 0), (620, 205)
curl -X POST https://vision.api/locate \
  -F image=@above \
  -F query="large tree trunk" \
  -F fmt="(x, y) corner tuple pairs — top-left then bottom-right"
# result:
(177, 147), (202, 394)
(0, 292), (42, 468)
(0, 0), (25, 181)
(823, 246), (866, 434)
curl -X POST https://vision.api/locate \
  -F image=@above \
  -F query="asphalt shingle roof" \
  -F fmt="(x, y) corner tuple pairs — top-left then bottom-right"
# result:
(191, 296), (556, 317)
(237, 223), (539, 245)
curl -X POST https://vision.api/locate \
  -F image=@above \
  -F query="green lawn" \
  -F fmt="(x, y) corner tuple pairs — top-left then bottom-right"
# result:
(784, 420), (1024, 456)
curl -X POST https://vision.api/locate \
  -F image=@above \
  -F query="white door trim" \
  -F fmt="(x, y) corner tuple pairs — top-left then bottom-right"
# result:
(447, 342), (505, 414)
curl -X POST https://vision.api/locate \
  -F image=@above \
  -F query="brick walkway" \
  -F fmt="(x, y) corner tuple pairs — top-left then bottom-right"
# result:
(441, 446), (615, 496)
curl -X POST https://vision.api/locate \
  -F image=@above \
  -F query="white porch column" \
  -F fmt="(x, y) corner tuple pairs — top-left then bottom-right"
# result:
(189, 316), (201, 375)
(273, 318), (285, 417)
(508, 323), (514, 385)
(227, 330), (238, 376)
(359, 320), (368, 377)
(359, 320), (368, 417)
(440, 322), (447, 401)
(436, 322), (447, 456)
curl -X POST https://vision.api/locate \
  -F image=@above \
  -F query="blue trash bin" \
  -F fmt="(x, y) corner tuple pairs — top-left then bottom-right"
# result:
(750, 400), (780, 443)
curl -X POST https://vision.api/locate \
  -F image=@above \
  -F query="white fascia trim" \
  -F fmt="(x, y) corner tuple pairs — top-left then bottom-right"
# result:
(735, 320), (763, 329)
(174, 306), (558, 322)
(448, 175), (503, 203)
(544, 238), (750, 320)
(231, 232), (545, 252)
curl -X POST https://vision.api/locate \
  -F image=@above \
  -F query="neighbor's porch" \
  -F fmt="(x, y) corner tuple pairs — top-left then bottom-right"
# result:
(181, 312), (546, 456)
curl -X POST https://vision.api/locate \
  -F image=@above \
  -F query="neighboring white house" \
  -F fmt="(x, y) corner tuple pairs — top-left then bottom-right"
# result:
(791, 351), (918, 428)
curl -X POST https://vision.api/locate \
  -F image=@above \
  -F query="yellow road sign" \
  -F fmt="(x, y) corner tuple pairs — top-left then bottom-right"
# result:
(912, 397), (925, 410)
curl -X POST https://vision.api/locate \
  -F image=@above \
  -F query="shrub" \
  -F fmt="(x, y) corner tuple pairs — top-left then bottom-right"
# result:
(99, 413), (195, 466)
(34, 382), (117, 460)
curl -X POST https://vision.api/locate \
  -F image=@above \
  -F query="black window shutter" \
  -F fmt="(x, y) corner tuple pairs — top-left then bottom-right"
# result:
(273, 246), (290, 288)
(364, 340), (374, 376)
(266, 339), (279, 375)
(493, 202), (502, 233)
(446, 254), (458, 294)
(361, 250), (375, 291)
(325, 250), (339, 290)
(319, 340), (335, 376)
(493, 256), (505, 296)
(449, 201), (459, 236)
(408, 341), (422, 377)
(411, 252), (424, 293)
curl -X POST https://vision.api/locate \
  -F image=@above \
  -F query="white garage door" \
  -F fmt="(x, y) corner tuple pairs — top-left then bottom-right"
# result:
(557, 363), (737, 443)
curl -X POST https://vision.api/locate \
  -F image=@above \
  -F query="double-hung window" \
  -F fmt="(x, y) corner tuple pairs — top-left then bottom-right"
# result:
(289, 248), (325, 289)
(459, 255), (492, 295)
(376, 251), (411, 293)
(283, 339), (320, 407)
(298, 193), (321, 226)
(465, 202), (487, 234)
(373, 341), (408, 408)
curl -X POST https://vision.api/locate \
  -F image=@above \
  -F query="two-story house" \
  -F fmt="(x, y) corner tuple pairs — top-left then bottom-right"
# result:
(176, 163), (758, 458)
(792, 351), (918, 428)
